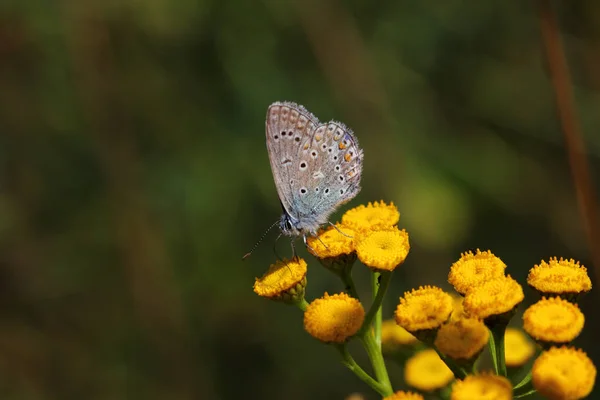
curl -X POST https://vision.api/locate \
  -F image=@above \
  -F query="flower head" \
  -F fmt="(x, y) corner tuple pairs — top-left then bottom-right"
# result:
(504, 328), (535, 368)
(449, 294), (466, 322)
(307, 223), (355, 259)
(355, 227), (410, 271)
(528, 257), (592, 296)
(448, 250), (506, 295)
(463, 275), (524, 321)
(434, 318), (489, 362)
(404, 349), (454, 392)
(381, 319), (418, 352)
(523, 297), (584, 345)
(395, 286), (454, 334)
(342, 200), (400, 232)
(532, 347), (596, 400)
(383, 391), (424, 400)
(253, 258), (307, 303)
(451, 373), (512, 400)
(303, 292), (364, 343)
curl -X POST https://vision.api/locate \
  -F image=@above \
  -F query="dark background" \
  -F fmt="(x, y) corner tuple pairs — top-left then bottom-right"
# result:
(0, 0), (598, 399)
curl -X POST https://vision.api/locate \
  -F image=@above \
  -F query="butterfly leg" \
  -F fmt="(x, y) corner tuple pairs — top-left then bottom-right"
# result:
(290, 237), (298, 260)
(303, 234), (322, 257)
(328, 222), (353, 238)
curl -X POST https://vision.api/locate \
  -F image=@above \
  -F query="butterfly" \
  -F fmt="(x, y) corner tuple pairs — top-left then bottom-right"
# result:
(265, 101), (364, 248)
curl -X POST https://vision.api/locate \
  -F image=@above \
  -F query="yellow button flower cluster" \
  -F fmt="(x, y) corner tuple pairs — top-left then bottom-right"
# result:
(253, 201), (596, 399)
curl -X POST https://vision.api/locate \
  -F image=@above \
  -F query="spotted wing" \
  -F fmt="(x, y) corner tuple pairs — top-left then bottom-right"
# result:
(293, 119), (363, 230)
(265, 102), (319, 220)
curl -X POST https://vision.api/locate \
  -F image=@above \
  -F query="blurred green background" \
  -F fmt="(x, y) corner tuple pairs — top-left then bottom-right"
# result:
(0, 0), (598, 399)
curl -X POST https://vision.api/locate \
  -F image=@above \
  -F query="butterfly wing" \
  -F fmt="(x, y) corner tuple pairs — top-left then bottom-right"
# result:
(294, 120), (363, 230)
(265, 102), (319, 219)
(265, 102), (363, 234)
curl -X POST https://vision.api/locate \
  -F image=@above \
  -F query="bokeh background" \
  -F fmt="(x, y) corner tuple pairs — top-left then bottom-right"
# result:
(1, 0), (599, 399)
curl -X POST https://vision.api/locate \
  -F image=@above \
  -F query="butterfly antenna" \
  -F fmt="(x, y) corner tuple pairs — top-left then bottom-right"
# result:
(273, 232), (284, 261)
(243, 220), (280, 260)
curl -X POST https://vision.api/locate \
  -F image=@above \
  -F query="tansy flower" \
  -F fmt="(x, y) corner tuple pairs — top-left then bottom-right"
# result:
(504, 328), (536, 368)
(383, 391), (424, 400)
(404, 349), (454, 392)
(304, 292), (364, 343)
(434, 318), (489, 362)
(448, 250), (506, 295)
(307, 223), (355, 259)
(532, 347), (596, 400)
(306, 224), (357, 273)
(451, 373), (512, 400)
(523, 297), (584, 345)
(527, 257), (592, 298)
(253, 258), (307, 303)
(395, 286), (453, 343)
(355, 227), (410, 271)
(463, 275), (524, 322)
(342, 200), (400, 232)
(450, 294), (466, 322)
(381, 319), (418, 352)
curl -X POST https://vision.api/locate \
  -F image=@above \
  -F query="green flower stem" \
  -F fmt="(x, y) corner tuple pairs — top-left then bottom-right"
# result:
(296, 298), (309, 311)
(514, 389), (537, 398)
(488, 326), (507, 376)
(336, 344), (389, 397)
(432, 347), (468, 379)
(359, 271), (392, 336)
(361, 332), (393, 396)
(341, 267), (360, 300)
(355, 270), (394, 396)
(372, 272), (383, 343)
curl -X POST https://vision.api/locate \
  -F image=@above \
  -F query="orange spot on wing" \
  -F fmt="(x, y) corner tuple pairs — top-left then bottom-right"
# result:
(344, 153), (352, 162)
(339, 143), (347, 150)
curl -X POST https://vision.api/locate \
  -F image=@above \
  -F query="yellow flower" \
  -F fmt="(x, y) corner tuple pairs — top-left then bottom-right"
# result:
(504, 328), (535, 368)
(253, 258), (307, 303)
(381, 319), (418, 351)
(448, 250), (506, 295)
(306, 223), (355, 258)
(304, 293), (364, 343)
(404, 349), (454, 392)
(451, 373), (512, 400)
(355, 227), (410, 271)
(463, 275), (524, 320)
(434, 318), (489, 362)
(383, 391), (424, 400)
(523, 297), (584, 345)
(342, 200), (400, 232)
(395, 286), (453, 341)
(450, 294), (466, 322)
(532, 347), (596, 400)
(527, 257), (592, 296)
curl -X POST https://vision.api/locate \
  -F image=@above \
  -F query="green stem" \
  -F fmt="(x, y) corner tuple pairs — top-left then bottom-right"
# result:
(336, 344), (389, 396)
(372, 272), (382, 343)
(341, 268), (360, 300)
(488, 326), (507, 376)
(514, 389), (537, 398)
(432, 347), (468, 379)
(361, 332), (393, 396)
(359, 271), (392, 336)
(296, 298), (309, 311)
